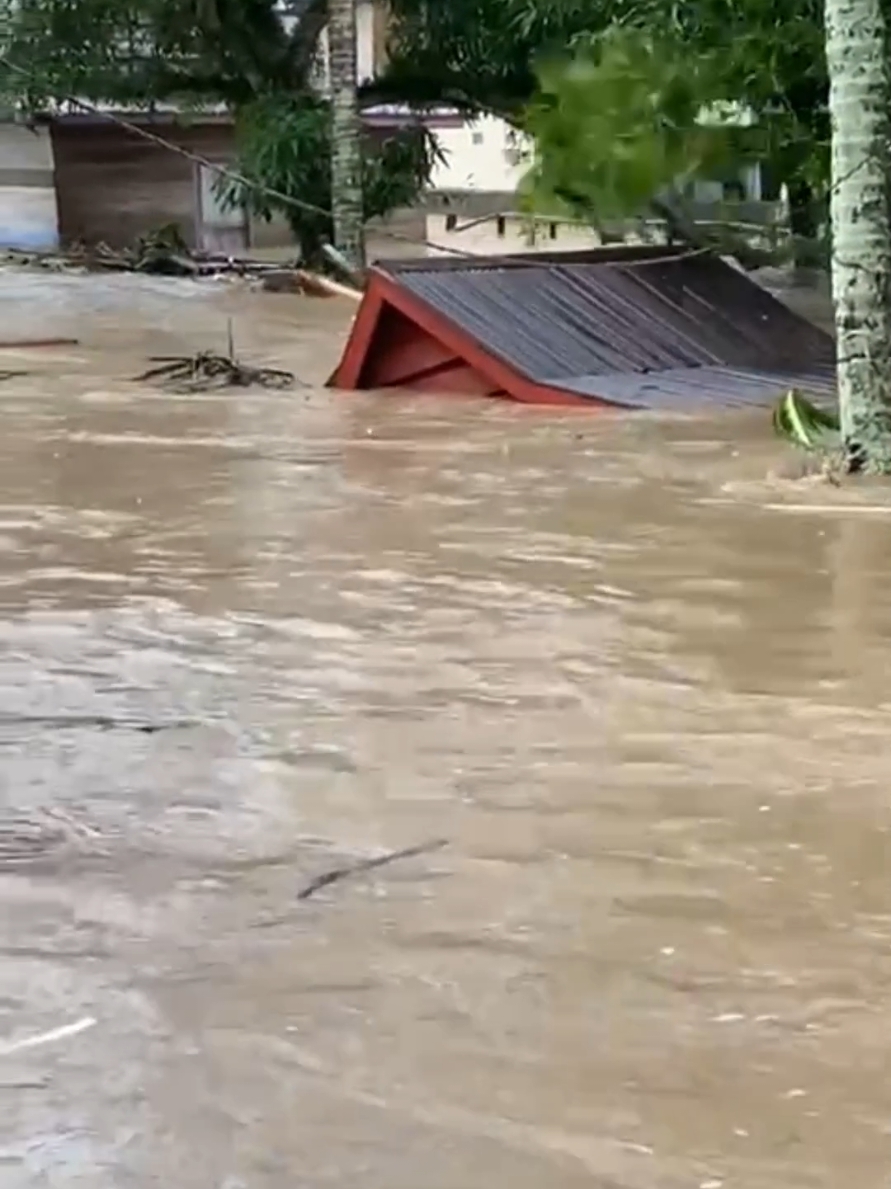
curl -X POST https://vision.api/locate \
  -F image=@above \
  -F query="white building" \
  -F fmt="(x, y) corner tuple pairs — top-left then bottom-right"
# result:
(428, 106), (762, 202)
(422, 106), (765, 256)
(428, 114), (529, 193)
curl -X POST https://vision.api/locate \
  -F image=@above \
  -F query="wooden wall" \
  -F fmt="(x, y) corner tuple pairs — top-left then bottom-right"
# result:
(50, 119), (241, 249)
(49, 114), (428, 256)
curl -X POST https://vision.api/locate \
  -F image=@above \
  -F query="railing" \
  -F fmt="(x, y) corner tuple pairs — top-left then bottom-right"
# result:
(430, 203), (789, 255)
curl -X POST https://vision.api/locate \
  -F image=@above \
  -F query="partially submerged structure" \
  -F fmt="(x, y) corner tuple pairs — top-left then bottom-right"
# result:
(330, 246), (836, 410)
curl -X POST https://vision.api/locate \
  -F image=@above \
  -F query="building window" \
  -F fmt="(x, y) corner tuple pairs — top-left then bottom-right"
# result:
(471, 130), (484, 145)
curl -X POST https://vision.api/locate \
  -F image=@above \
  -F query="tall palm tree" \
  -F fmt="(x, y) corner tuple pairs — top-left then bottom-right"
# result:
(825, 0), (891, 471)
(327, 0), (366, 272)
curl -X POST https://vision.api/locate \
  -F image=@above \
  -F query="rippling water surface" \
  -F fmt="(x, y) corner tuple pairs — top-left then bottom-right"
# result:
(2, 268), (891, 1188)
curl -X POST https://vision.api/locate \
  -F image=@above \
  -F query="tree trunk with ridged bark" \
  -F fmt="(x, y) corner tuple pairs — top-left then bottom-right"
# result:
(825, 0), (891, 471)
(328, 0), (365, 272)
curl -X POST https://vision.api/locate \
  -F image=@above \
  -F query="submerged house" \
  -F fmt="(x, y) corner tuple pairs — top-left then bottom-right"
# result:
(331, 245), (835, 411)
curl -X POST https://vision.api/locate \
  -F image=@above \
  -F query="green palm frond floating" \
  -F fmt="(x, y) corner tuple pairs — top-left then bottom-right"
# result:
(772, 388), (840, 451)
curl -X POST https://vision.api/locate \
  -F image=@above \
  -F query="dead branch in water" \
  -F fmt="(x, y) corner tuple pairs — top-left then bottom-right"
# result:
(296, 838), (448, 901)
(0, 338), (79, 349)
(3, 232), (363, 295)
(136, 319), (300, 393)
(135, 351), (296, 393)
(0, 712), (196, 732)
(0, 370), (28, 382)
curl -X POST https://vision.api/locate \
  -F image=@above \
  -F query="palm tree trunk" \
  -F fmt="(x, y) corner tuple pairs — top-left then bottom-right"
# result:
(825, 0), (891, 471)
(328, 0), (366, 271)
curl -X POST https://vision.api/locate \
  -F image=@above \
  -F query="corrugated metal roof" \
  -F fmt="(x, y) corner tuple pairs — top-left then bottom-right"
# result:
(378, 248), (835, 410)
(557, 364), (838, 410)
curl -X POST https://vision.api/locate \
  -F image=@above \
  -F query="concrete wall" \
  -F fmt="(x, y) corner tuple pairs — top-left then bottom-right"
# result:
(425, 212), (644, 257)
(690, 163), (762, 203)
(0, 123), (59, 250)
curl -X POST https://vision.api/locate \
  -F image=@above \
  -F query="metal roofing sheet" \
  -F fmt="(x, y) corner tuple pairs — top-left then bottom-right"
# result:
(389, 253), (835, 393)
(556, 364), (837, 410)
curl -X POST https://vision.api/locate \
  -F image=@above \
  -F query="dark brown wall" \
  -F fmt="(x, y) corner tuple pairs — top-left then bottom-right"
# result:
(50, 119), (236, 249)
(49, 115), (426, 254)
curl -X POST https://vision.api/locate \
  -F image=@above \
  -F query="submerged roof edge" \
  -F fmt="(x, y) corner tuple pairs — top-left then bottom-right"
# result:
(370, 244), (694, 276)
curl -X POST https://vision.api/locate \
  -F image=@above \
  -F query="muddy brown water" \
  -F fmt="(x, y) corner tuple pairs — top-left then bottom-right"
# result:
(2, 268), (891, 1188)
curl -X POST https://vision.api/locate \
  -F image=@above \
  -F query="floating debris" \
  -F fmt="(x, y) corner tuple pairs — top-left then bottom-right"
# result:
(0, 370), (28, 383)
(4, 231), (295, 283)
(296, 838), (448, 901)
(136, 320), (300, 393)
(126, 223), (197, 275)
(772, 388), (840, 452)
(2, 230), (366, 305)
(136, 351), (296, 394)
(261, 268), (362, 301)
(0, 712), (196, 733)
(0, 338), (79, 349)
(295, 269), (362, 302)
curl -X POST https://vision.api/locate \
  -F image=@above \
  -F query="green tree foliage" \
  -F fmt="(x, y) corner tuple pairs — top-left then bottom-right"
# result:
(659, 0), (827, 180)
(0, 0), (437, 256)
(214, 94), (439, 265)
(372, 0), (613, 118)
(0, 0), (835, 261)
(649, 0), (828, 256)
(0, 0), (325, 105)
(378, 0), (830, 260)
(522, 27), (731, 221)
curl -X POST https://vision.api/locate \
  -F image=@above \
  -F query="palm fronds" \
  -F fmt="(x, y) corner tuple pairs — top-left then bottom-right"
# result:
(772, 388), (840, 451)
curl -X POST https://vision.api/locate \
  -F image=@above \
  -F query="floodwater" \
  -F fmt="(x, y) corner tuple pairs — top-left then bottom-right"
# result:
(2, 268), (891, 1189)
